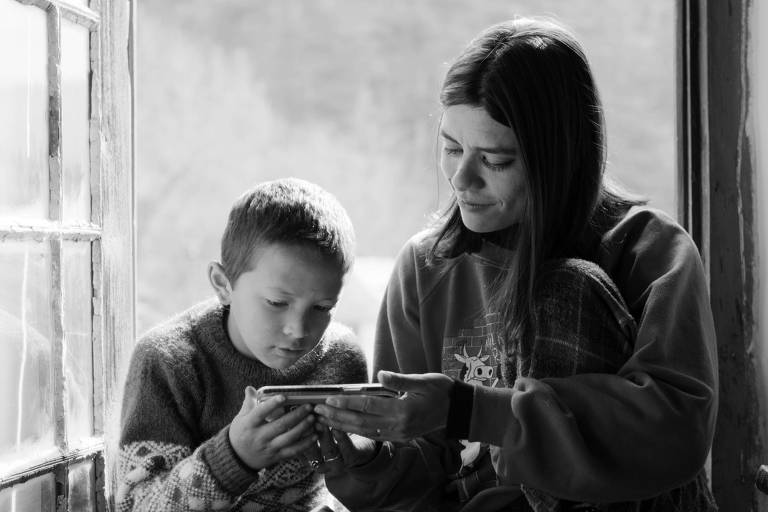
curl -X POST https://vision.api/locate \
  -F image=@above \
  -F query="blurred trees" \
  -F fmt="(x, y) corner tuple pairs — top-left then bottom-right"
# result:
(136, 0), (674, 339)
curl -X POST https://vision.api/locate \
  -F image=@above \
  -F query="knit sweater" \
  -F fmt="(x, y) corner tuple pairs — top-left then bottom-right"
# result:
(117, 299), (368, 512)
(326, 206), (717, 511)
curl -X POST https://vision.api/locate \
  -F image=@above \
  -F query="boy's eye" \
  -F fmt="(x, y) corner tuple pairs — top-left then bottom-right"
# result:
(314, 304), (335, 313)
(265, 299), (288, 308)
(443, 146), (462, 156)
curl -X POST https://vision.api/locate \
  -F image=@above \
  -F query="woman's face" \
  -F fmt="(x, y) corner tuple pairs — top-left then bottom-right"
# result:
(440, 105), (528, 233)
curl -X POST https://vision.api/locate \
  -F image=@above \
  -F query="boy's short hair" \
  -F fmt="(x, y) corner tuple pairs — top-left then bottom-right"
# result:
(220, 178), (355, 283)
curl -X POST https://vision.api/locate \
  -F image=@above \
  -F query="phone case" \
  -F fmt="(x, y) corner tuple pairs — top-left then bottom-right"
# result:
(254, 383), (399, 405)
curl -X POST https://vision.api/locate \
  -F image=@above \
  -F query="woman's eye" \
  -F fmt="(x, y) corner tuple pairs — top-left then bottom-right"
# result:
(314, 304), (334, 313)
(265, 299), (287, 308)
(483, 157), (513, 172)
(443, 146), (462, 156)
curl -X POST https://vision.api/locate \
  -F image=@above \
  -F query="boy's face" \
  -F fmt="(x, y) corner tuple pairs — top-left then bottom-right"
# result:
(224, 243), (345, 369)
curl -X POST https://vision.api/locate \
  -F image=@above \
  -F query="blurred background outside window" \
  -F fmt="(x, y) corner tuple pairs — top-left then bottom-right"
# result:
(137, 0), (674, 373)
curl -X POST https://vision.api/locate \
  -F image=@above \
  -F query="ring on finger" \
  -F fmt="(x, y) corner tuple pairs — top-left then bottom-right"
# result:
(308, 459), (321, 470)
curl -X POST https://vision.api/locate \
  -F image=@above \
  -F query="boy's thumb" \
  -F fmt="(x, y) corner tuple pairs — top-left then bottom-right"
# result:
(241, 386), (258, 413)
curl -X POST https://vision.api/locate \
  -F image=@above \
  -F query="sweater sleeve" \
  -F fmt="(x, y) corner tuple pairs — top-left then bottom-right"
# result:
(117, 338), (263, 510)
(468, 210), (718, 502)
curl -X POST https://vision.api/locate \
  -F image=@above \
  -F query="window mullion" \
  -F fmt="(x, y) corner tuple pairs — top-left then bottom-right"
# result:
(47, 4), (62, 223)
(46, 3), (68, 461)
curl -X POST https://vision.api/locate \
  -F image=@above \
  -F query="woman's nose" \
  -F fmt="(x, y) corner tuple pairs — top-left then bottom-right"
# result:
(451, 156), (482, 191)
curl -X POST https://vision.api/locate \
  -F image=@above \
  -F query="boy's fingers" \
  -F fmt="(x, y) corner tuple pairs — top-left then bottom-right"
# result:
(245, 395), (287, 425)
(259, 404), (313, 437)
(238, 386), (259, 415)
(269, 412), (316, 448)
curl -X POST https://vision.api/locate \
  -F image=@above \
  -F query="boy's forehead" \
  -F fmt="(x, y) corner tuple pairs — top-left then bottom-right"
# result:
(245, 241), (343, 272)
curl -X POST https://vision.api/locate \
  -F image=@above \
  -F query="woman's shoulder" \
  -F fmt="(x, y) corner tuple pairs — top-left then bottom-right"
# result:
(606, 205), (694, 246)
(597, 205), (704, 269)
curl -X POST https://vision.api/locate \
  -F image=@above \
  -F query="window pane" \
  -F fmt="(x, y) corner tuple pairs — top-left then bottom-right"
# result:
(0, 472), (55, 512)
(0, 2), (49, 221)
(62, 20), (91, 223)
(63, 242), (93, 444)
(0, 242), (55, 469)
(68, 460), (96, 511)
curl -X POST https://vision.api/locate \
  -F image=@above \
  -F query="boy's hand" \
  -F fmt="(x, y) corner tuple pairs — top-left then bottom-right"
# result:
(229, 386), (317, 470)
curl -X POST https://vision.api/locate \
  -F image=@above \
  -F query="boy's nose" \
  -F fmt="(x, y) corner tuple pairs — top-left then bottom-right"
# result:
(282, 314), (309, 340)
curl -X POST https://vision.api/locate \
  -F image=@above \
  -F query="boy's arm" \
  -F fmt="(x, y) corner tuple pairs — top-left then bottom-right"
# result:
(116, 340), (269, 510)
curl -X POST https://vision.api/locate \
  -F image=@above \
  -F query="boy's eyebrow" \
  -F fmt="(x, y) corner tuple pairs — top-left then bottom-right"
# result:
(440, 130), (518, 155)
(266, 287), (338, 302)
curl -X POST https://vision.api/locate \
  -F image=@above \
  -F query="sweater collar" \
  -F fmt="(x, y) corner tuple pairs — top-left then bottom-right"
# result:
(194, 299), (330, 384)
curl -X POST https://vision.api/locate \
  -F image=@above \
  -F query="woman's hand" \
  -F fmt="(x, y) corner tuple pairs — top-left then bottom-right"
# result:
(229, 386), (318, 470)
(305, 425), (379, 475)
(313, 371), (454, 442)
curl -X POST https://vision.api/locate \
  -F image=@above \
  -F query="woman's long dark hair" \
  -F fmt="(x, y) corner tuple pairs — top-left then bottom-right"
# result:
(429, 17), (643, 346)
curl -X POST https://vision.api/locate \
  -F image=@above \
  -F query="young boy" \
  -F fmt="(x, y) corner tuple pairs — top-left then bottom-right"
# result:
(117, 178), (368, 511)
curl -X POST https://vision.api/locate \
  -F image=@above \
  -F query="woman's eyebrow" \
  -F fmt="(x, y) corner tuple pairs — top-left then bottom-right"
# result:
(439, 130), (518, 155)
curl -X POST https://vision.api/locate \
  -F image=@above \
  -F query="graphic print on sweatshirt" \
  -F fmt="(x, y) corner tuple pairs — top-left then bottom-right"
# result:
(442, 312), (504, 468)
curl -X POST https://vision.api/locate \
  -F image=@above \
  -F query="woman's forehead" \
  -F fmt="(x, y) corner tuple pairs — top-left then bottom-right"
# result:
(441, 105), (519, 151)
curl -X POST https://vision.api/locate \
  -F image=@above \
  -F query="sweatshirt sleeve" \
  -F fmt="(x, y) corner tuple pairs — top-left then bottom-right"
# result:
(468, 210), (718, 502)
(117, 339), (264, 510)
(325, 434), (461, 512)
(325, 238), (462, 511)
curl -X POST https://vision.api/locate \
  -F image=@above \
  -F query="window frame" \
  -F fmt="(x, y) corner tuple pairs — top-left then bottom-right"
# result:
(677, 0), (766, 510)
(0, 0), (134, 509)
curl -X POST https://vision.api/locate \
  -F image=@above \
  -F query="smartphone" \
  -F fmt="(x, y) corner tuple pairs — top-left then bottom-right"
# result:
(255, 383), (400, 407)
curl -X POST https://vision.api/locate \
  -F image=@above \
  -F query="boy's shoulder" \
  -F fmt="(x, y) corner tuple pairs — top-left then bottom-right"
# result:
(133, 298), (224, 366)
(321, 320), (362, 355)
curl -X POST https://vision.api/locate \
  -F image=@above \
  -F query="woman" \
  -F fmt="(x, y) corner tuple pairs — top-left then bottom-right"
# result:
(312, 17), (718, 511)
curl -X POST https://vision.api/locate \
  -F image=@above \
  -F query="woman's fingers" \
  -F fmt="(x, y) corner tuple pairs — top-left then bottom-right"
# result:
(324, 394), (397, 415)
(313, 403), (383, 437)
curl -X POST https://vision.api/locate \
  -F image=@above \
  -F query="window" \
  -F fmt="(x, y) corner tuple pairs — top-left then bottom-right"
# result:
(0, 0), (134, 510)
(135, 1), (675, 375)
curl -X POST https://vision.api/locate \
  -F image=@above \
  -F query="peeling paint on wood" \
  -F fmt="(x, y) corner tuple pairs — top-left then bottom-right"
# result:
(686, 0), (768, 510)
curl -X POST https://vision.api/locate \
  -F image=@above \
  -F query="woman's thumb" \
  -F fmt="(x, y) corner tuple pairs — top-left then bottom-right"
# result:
(378, 370), (418, 392)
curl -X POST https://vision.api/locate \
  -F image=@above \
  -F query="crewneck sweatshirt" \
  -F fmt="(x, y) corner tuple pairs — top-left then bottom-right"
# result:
(117, 299), (368, 511)
(327, 206), (717, 511)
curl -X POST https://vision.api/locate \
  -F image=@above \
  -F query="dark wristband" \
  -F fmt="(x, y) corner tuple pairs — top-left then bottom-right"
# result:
(446, 379), (474, 439)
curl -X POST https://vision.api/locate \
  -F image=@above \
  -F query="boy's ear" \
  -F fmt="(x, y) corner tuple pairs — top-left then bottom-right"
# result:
(208, 262), (233, 305)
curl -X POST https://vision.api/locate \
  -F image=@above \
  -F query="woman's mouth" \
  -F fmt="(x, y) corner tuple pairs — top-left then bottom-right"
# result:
(459, 199), (495, 211)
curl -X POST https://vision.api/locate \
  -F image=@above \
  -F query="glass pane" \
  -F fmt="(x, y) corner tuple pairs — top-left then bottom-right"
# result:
(63, 242), (93, 443)
(68, 459), (96, 511)
(0, 2), (49, 221)
(62, 20), (91, 223)
(0, 242), (54, 469)
(0, 472), (55, 512)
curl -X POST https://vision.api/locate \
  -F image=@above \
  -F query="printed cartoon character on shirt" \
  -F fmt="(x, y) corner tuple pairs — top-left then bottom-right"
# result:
(453, 344), (500, 468)
(455, 344), (500, 389)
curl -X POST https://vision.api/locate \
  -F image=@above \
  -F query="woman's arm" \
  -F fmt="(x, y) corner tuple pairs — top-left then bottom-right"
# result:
(469, 209), (717, 501)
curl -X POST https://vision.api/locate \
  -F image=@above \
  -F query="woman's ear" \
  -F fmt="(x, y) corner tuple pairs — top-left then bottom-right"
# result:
(208, 262), (233, 305)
